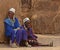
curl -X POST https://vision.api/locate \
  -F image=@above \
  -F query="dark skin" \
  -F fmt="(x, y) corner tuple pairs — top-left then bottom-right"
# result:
(24, 20), (32, 29)
(8, 11), (14, 19)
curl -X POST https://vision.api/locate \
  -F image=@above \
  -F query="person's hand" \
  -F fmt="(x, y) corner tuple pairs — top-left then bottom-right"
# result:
(14, 27), (20, 31)
(16, 27), (20, 30)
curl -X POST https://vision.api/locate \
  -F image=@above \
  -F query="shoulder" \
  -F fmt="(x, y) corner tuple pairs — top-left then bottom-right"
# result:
(4, 18), (10, 23)
(4, 18), (11, 26)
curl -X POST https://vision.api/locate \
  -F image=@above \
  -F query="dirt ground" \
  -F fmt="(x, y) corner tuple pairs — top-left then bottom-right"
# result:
(0, 34), (60, 50)
(0, 34), (60, 48)
(0, 47), (60, 50)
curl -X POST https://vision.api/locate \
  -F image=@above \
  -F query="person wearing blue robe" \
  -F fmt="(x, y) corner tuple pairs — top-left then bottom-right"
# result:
(4, 8), (31, 47)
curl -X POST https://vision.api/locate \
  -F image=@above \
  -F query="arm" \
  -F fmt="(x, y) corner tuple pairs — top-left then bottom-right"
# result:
(14, 17), (22, 32)
(4, 22), (14, 36)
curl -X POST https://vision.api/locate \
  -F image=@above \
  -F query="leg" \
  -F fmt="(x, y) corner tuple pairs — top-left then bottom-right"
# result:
(28, 28), (39, 46)
(16, 30), (22, 44)
(22, 29), (31, 47)
(10, 30), (15, 43)
(22, 29), (28, 41)
(28, 28), (36, 40)
(10, 30), (18, 48)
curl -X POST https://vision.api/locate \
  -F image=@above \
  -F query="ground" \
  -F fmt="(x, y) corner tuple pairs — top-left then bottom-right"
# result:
(0, 47), (60, 50)
(0, 34), (60, 50)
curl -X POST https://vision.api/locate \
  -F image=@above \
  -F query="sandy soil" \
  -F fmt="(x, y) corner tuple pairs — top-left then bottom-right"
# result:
(0, 34), (60, 48)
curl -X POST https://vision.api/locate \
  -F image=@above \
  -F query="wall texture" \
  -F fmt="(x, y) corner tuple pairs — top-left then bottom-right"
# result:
(31, 0), (60, 34)
(0, 0), (60, 42)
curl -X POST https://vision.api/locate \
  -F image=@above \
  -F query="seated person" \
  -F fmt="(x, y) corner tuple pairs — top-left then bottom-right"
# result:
(23, 17), (40, 46)
(4, 8), (31, 47)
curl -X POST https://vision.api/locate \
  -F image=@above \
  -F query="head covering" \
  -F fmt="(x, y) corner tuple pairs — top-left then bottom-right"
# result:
(23, 17), (30, 23)
(9, 8), (15, 13)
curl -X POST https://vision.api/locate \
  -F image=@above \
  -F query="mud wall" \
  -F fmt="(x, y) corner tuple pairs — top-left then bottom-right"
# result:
(0, 0), (60, 42)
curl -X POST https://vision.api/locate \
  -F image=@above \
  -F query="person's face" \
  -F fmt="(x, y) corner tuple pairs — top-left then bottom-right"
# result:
(8, 11), (14, 19)
(25, 20), (32, 28)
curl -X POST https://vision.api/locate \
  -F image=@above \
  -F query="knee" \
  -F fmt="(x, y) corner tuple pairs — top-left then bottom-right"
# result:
(17, 29), (27, 35)
(17, 29), (22, 32)
(22, 29), (27, 33)
(29, 28), (32, 30)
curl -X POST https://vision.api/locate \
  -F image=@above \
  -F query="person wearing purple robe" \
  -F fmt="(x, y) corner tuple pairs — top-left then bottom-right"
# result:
(23, 17), (40, 46)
